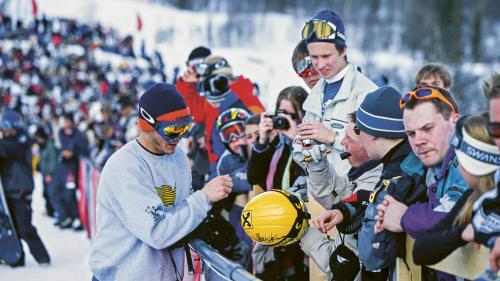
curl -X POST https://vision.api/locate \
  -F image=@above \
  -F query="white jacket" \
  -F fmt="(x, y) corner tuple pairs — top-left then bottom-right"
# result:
(294, 63), (378, 176)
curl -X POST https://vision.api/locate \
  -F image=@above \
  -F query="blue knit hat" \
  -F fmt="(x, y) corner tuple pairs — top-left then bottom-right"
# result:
(138, 83), (190, 132)
(305, 9), (346, 47)
(356, 86), (406, 139)
(0, 109), (22, 130)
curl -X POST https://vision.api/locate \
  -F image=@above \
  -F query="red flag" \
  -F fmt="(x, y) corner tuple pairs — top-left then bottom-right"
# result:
(136, 14), (142, 32)
(32, 0), (38, 17)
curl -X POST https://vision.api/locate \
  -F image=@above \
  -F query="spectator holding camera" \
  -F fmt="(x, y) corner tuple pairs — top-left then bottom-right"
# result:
(248, 86), (308, 192)
(247, 86), (309, 281)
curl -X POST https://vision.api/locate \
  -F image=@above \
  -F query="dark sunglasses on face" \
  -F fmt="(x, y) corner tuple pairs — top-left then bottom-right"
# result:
(353, 125), (360, 135)
(276, 109), (298, 120)
(488, 121), (500, 138)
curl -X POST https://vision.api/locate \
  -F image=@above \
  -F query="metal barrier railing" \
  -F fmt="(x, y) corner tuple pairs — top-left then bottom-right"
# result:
(189, 239), (261, 281)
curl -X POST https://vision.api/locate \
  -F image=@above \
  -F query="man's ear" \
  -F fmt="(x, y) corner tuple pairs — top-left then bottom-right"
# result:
(450, 112), (460, 125)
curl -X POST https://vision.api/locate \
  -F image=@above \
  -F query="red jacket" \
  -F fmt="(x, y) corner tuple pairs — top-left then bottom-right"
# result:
(176, 75), (264, 165)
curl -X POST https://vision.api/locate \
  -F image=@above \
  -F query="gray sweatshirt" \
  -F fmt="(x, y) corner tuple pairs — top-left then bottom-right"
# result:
(89, 140), (211, 281)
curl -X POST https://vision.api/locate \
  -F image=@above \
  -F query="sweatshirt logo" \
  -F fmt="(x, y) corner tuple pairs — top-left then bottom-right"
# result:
(155, 184), (176, 206)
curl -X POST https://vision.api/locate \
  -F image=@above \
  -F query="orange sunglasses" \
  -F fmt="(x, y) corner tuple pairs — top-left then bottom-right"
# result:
(400, 87), (457, 113)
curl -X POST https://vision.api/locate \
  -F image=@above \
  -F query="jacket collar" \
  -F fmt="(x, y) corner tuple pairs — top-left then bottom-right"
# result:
(381, 138), (412, 166)
(347, 159), (381, 181)
(401, 152), (426, 176)
(324, 65), (348, 84)
(303, 63), (358, 115)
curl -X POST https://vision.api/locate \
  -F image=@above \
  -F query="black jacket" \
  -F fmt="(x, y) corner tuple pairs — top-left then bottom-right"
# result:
(0, 133), (34, 198)
(247, 134), (304, 190)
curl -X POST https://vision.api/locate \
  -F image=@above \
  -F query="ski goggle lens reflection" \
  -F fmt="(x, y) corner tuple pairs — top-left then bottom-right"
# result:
(154, 116), (194, 142)
(301, 20), (344, 41)
(220, 123), (245, 143)
(294, 56), (318, 78)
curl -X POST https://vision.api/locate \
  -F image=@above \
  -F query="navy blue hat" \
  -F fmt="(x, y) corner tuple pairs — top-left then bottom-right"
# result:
(138, 83), (189, 132)
(0, 109), (22, 130)
(187, 46), (211, 63)
(306, 9), (346, 47)
(356, 86), (406, 139)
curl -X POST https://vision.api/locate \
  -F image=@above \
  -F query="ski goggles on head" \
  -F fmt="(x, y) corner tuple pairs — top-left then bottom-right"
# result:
(301, 19), (346, 42)
(219, 122), (246, 143)
(153, 116), (194, 143)
(294, 56), (318, 78)
(488, 121), (500, 138)
(400, 87), (457, 113)
(195, 59), (229, 77)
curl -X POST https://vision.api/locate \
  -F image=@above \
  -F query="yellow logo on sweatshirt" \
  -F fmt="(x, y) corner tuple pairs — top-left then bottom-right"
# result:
(155, 184), (176, 206)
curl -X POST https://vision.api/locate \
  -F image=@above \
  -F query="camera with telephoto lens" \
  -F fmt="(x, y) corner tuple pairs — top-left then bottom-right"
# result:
(265, 114), (290, 130)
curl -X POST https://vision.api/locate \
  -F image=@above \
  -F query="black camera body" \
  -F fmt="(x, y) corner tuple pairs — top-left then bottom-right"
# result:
(265, 114), (290, 130)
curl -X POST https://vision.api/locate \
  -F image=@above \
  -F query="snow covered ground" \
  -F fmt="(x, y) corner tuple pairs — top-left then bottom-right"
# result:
(0, 174), (93, 281)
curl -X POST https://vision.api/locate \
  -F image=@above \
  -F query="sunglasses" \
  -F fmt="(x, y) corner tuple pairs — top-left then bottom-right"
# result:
(353, 125), (360, 135)
(219, 122), (246, 143)
(301, 19), (346, 41)
(489, 121), (500, 138)
(400, 87), (457, 114)
(154, 116), (194, 143)
(276, 109), (298, 120)
(294, 56), (318, 78)
(194, 59), (229, 77)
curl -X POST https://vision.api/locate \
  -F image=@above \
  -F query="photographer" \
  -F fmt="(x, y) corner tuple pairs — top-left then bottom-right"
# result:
(246, 86), (308, 280)
(247, 86), (308, 191)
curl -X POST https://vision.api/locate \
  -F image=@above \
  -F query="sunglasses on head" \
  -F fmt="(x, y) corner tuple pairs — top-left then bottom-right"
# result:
(294, 56), (318, 78)
(488, 121), (500, 138)
(219, 122), (246, 143)
(400, 87), (457, 114)
(301, 19), (346, 42)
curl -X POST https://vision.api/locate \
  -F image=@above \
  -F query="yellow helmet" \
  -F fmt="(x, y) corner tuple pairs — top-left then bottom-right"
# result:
(241, 190), (309, 247)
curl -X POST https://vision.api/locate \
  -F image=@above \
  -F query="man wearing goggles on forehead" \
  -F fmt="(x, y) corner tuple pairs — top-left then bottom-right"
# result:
(294, 9), (377, 177)
(292, 10), (377, 280)
(90, 83), (234, 281)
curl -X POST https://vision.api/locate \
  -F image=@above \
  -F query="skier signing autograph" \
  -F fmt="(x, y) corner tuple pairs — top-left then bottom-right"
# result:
(89, 83), (233, 281)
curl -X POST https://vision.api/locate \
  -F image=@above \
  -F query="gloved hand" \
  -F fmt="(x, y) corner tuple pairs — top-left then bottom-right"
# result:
(302, 144), (329, 172)
(288, 176), (308, 202)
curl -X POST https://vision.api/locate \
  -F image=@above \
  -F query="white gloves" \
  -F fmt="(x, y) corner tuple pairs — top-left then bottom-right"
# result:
(302, 144), (329, 172)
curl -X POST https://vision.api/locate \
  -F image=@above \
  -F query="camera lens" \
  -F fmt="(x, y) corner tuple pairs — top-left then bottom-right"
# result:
(273, 116), (290, 130)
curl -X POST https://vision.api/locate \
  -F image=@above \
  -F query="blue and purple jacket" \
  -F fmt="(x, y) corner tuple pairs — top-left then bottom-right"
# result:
(400, 148), (468, 238)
